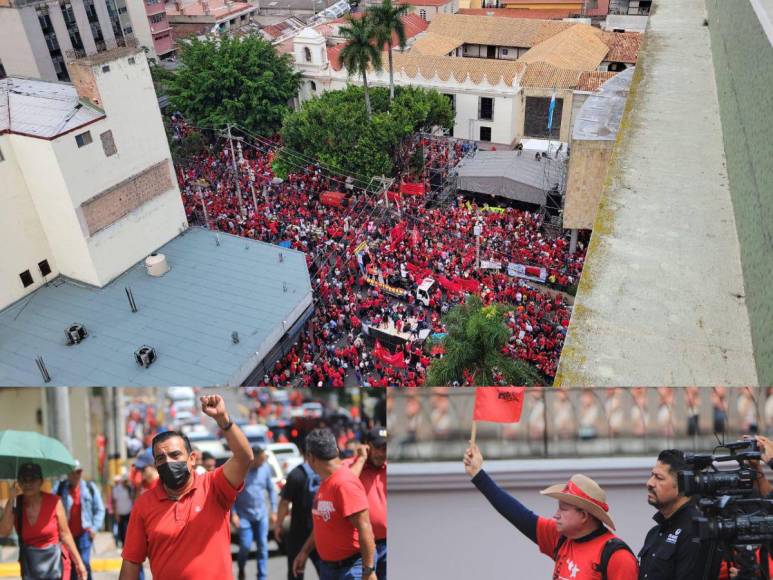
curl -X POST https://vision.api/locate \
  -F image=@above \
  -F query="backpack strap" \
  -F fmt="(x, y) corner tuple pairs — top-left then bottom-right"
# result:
(594, 537), (636, 580)
(552, 535), (567, 561)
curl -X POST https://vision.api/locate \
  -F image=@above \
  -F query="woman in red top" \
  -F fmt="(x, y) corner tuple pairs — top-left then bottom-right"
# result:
(0, 462), (87, 580)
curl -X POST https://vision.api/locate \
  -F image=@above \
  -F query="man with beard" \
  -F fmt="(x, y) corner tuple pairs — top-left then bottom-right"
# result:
(344, 428), (387, 579)
(639, 450), (706, 579)
(118, 394), (253, 580)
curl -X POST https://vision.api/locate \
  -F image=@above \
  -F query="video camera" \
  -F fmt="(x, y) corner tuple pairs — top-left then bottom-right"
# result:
(678, 439), (773, 579)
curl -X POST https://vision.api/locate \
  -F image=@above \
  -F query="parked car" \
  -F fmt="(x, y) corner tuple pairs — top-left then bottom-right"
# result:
(166, 386), (196, 402)
(241, 424), (270, 447)
(187, 429), (229, 466)
(267, 442), (303, 476)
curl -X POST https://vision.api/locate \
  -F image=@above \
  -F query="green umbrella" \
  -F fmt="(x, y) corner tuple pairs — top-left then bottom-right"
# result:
(0, 430), (76, 480)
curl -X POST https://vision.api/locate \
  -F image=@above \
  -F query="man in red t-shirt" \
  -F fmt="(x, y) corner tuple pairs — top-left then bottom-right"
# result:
(464, 443), (638, 580)
(292, 428), (377, 580)
(343, 427), (387, 579)
(118, 395), (253, 580)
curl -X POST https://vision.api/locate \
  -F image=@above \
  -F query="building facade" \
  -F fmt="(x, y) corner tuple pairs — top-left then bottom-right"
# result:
(0, 46), (187, 310)
(0, 0), (174, 82)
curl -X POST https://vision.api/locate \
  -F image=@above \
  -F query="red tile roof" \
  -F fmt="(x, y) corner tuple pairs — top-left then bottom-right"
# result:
(458, 8), (574, 19)
(327, 43), (344, 70)
(577, 70), (617, 91)
(398, 0), (453, 6)
(600, 30), (641, 63)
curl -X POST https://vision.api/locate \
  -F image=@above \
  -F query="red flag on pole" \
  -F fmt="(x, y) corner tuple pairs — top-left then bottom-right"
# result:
(473, 387), (526, 423)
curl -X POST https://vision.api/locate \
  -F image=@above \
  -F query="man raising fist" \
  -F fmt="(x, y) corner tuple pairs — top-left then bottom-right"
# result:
(119, 393), (253, 580)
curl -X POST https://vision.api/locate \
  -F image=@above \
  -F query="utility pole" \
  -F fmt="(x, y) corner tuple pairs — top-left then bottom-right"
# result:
(474, 219), (482, 271)
(226, 124), (245, 219)
(195, 179), (210, 229)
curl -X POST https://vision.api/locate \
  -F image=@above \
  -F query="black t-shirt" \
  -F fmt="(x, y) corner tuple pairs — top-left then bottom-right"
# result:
(281, 464), (316, 546)
(638, 502), (707, 580)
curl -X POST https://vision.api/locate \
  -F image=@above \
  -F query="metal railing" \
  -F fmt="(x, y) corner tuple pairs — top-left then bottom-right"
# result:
(388, 387), (769, 461)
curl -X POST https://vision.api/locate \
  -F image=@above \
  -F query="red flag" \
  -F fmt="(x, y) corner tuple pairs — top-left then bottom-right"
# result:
(473, 387), (526, 423)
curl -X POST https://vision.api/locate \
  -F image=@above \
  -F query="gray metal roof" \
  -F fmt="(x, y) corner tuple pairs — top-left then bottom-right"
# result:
(0, 78), (104, 138)
(456, 149), (567, 205)
(572, 67), (634, 141)
(0, 227), (312, 386)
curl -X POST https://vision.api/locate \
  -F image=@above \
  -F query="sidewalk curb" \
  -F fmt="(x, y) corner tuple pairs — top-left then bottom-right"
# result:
(0, 558), (122, 577)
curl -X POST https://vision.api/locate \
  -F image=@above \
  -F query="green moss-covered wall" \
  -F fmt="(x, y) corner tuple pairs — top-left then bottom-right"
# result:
(705, 0), (773, 385)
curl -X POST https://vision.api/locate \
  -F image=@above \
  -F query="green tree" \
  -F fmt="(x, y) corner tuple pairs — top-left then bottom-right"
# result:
(366, 0), (409, 102)
(166, 35), (300, 135)
(277, 85), (452, 179)
(426, 295), (543, 386)
(338, 16), (383, 117)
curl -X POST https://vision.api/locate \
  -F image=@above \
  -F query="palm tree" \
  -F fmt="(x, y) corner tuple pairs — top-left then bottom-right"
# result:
(366, 0), (409, 102)
(426, 295), (543, 386)
(338, 16), (383, 118)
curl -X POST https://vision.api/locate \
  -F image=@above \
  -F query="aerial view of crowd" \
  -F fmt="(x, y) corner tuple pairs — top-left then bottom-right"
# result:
(171, 118), (588, 386)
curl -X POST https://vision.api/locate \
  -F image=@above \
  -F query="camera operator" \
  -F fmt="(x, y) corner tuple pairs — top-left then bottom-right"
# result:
(751, 435), (773, 498)
(639, 450), (707, 580)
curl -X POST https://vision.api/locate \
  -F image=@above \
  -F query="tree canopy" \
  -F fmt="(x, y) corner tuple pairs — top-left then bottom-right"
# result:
(275, 85), (453, 179)
(166, 35), (300, 135)
(426, 295), (544, 386)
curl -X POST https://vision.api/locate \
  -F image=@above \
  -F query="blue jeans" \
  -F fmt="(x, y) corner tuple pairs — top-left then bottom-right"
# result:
(319, 556), (362, 580)
(375, 541), (387, 580)
(71, 533), (93, 580)
(238, 516), (269, 580)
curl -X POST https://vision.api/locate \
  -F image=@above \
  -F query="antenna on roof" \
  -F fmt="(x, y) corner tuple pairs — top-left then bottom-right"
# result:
(35, 356), (51, 383)
(232, 331), (240, 344)
(283, 282), (288, 293)
(125, 287), (138, 313)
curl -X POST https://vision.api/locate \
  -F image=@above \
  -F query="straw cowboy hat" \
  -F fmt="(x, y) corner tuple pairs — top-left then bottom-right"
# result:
(540, 474), (616, 530)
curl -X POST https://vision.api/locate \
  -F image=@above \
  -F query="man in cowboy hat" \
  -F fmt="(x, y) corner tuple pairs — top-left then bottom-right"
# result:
(464, 443), (638, 579)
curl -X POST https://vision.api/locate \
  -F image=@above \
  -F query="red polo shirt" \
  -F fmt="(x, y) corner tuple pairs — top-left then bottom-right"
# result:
(343, 458), (386, 541)
(122, 466), (243, 579)
(69, 486), (84, 537)
(312, 466), (369, 562)
(536, 517), (639, 580)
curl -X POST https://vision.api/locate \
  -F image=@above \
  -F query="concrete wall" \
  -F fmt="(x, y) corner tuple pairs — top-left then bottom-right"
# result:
(389, 457), (656, 579)
(0, 135), (59, 308)
(705, 0), (773, 386)
(0, 6), (56, 80)
(563, 139), (614, 229)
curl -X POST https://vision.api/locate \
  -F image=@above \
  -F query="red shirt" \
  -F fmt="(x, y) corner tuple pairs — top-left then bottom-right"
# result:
(69, 486), (84, 537)
(16, 493), (72, 579)
(343, 458), (386, 541)
(122, 466), (243, 579)
(312, 466), (369, 562)
(536, 517), (639, 580)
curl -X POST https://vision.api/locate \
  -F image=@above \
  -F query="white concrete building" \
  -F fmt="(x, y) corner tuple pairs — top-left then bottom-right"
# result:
(0, 46), (187, 311)
(287, 15), (640, 146)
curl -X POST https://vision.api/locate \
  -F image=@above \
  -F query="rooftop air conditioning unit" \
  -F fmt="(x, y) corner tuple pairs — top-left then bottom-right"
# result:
(65, 323), (88, 345)
(134, 345), (157, 368)
(145, 253), (170, 277)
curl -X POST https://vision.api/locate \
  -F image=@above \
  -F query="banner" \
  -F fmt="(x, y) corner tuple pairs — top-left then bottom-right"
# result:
(480, 260), (502, 270)
(473, 387), (526, 423)
(507, 263), (548, 283)
(365, 276), (408, 298)
(374, 340), (407, 368)
(400, 182), (426, 196)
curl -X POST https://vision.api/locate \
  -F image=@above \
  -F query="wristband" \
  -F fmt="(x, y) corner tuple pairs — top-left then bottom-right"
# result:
(219, 419), (234, 431)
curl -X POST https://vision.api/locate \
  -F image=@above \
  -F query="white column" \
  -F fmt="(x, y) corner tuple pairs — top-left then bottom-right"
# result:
(48, 2), (75, 56)
(569, 228), (578, 254)
(94, 0), (118, 48)
(71, 0), (98, 54)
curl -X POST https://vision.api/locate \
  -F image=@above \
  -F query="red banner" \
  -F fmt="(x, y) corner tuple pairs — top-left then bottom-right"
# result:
(455, 278), (481, 294)
(473, 387), (526, 423)
(320, 191), (346, 207)
(390, 221), (407, 245)
(400, 182), (426, 196)
(374, 340), (407, 368)
(437, 276), (463, 294)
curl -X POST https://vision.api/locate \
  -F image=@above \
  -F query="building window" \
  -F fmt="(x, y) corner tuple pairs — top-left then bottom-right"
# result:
(128, 56), (135, 64)
(501, 48), (508, 55)
(20, 270), (34, 288)
(524, 95), (563, 138)
(75, 131), (93, 147)
(419, 9), (427, 20)
(479, 126), (491, 142)
(310, 81), (317, 92)
(304, 46), (312, 62)
(100, 130), (117, 156)
(38, 260), (52, 277)
(102, 64), (110, 72)
(0, 145), (4, 162)
(443, 93), (455, 112)
(479, 97), (493, 121)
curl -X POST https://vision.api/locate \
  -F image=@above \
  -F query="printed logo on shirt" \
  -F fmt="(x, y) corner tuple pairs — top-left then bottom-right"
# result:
(567, 560), (580, 579)
(666, 528), (682, 544)
(313, 500), (336, 522)
(195, 506), (202, 513)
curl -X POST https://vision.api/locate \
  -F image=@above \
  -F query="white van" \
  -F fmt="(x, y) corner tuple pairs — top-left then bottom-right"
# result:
(416, 277), (436, 307)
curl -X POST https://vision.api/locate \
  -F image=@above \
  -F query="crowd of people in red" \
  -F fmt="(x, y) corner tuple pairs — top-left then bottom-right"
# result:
(172, 121), (587, 386)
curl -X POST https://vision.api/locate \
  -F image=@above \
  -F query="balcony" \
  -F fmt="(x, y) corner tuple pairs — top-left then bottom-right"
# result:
(153, 34), (175, 55)
(150, 20), (172, 35)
